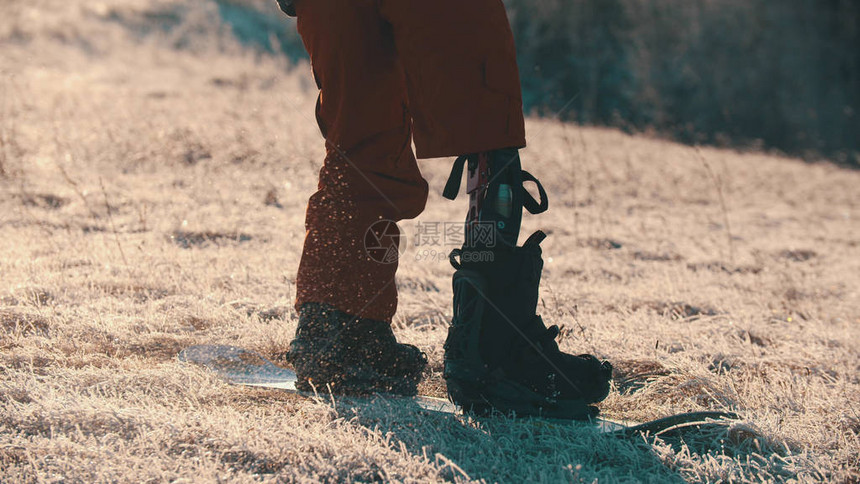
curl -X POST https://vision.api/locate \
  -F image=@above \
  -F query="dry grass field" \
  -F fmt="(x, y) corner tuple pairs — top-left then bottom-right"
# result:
(1, 1), (858, 482)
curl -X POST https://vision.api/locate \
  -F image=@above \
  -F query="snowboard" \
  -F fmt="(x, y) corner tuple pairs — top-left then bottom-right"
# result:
(178, 344), (738, 437)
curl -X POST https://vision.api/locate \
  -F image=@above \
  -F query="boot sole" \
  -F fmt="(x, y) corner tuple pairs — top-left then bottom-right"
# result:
(446, 376), (598, 420)
(292, 354), (424, 396)
(294, 372), (421, 396)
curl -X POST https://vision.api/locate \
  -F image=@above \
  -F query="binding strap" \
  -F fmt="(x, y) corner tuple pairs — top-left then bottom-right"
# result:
(521, 171), (548, 214)
(443, 155), (469, 200)
(449, 248), (463, 270)
(443, 157), (549, 216)
(523, 230), (547, 247)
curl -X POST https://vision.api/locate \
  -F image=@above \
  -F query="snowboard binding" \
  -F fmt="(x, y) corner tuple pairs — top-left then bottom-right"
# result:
(442, 149), (612, 420)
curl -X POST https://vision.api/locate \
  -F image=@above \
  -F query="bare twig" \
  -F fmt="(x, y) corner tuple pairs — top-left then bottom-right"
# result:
(99, 177), (130, 269)
(695, 146), (735, 263)
(137, 202), (149, 233)
(51, 117), (100, 219)
(561, 122), (581, 242)
(0, 75), (7, 178)
(0, 73), (23, 179)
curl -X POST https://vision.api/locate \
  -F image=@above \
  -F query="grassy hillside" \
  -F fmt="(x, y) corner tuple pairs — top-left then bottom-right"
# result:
(1, 1), (858, 482)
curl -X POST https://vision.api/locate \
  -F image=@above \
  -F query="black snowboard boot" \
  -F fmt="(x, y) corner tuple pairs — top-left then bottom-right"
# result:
(444, 231), (613, 419)
(288, 303), (427, 395)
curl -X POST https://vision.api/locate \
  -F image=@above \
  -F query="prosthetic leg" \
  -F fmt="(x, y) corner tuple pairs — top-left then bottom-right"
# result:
(442, 149), (612, 420)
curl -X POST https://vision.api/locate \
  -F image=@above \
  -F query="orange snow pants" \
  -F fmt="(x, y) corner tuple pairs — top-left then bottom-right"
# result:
(294, 0), (526, 322)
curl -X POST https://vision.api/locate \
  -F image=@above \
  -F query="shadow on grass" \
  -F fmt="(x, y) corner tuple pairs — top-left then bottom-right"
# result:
(322, 396), (803, 482)
(330, 397), (687, 482)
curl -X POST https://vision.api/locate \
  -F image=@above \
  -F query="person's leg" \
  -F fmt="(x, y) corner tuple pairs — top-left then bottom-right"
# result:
(378, 0), (531, 251)
(379, 0), (526, 159)
(290, 0), (428, 394)
(293, 0), (428, 323)
(380, 0), (612, 417)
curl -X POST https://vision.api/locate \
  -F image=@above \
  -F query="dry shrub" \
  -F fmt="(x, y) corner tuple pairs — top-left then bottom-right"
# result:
(2, 408), (147, 440)
(645, 374), (739, 409)
(93, 280), (172, 302)
(579, 237), (624, 250)
(0, 354), (56, 374)
(1, 288), (54, 306)
(632, 300), (720, 320)
(0, 387), (33, 404)
(0, 447), (29, 468)
(170, 230), (254, 248)
(613, 359), (672, 394)
(686, 262), (762, 275)
(0, 310), (50, 336)
(16, 192), (68, 209)
(505, 0), (860, 163)
(122, 335), (197, 360)
(778, 249), (818, 263)
(632, 250), (684, 262)
(230, 302), (292, 322)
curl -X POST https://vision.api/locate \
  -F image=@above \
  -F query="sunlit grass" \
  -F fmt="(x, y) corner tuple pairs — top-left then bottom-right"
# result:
(1, 1), (858, 482)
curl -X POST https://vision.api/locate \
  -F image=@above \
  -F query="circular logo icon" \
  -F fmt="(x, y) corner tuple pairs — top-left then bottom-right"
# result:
(364, 219), (406, 264)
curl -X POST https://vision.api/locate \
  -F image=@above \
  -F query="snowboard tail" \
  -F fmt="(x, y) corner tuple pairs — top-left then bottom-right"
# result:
(178, 344), (738, 436)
